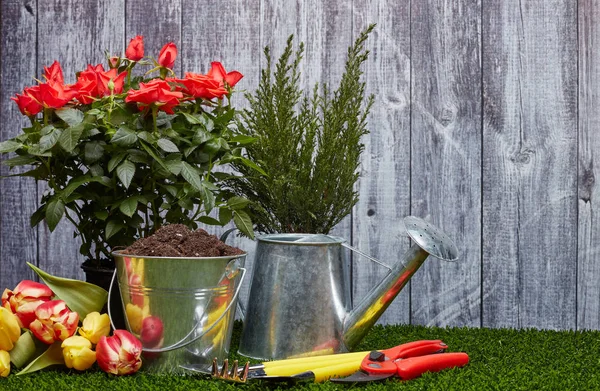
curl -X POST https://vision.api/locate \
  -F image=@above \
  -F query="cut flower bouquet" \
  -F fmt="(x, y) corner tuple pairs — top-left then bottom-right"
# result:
(2, 35), (256, 265)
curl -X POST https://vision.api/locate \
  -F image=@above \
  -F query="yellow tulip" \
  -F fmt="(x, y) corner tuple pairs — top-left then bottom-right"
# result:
(79, 312), (110, 344)
(0, 307), (20, 351)
(61, 336), (96, 371)
(0, 350), (10, 377)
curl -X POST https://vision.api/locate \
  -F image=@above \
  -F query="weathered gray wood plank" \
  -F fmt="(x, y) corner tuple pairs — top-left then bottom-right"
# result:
(0, 0), (39, 289)
(482, 0), (578, 329)
(351, 1), (412, 326)
(36, 0), (125, 279)
(181, 0), (262, 313)
(410, 0), (482, 327)
(578, 0), (600, 330)
(126, 0), (182, 76)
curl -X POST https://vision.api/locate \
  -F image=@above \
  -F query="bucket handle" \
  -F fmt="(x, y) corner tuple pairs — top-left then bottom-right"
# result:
(107, 266), (247, 353)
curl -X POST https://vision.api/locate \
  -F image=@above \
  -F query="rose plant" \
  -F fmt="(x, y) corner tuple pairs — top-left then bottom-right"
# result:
(2, 35), (256, 267)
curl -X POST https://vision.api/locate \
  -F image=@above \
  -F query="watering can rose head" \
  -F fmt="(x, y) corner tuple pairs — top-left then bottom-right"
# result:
(2, 35), (256, 267)
(96, 330), (143, 375)
(2, 280), (53, 328)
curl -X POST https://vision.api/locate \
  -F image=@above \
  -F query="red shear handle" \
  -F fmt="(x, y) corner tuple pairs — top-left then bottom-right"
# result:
(396, 352), (469, 380)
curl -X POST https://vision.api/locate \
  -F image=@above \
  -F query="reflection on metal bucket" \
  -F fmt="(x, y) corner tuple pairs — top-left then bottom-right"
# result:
(110, 251), (246, 374)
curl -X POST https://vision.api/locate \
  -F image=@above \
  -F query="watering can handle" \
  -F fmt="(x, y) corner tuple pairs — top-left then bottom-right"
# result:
(341, 243), (392, 271)
(107, 267), (247, 353)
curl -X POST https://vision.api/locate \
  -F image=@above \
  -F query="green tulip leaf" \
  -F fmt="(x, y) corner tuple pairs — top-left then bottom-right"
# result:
(10, 330), (41, 369)
(16, 342), (64, 376)
(27, 262), (108, 319)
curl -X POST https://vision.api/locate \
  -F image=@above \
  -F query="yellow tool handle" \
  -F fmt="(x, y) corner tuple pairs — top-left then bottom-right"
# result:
(310, 360), (363, 382)
(263, 350), (368, 370)
(264, 352), (366, 377)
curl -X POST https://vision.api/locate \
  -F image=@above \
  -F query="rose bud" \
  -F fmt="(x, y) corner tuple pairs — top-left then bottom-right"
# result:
(29, 300), (79, 344)
(79, 312), (110, 344)
(0, 307), (20, 351)
(126, 35), (144, 61)
(158, 42), (177, 69)
(96, 330), (142, 375)
(0, 350), (10, 377)
(61, 336), (97, 371)
(2, 280), (53, 328)
(140, 315), (164, 348)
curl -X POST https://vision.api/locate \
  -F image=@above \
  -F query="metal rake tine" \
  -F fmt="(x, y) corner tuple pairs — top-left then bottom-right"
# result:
(220, 358), (229, 379)
(211, 357), (219, 378)
(237, 361), (250, 382)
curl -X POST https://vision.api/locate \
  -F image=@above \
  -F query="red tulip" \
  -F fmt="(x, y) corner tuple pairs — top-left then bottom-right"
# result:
(96, 330), (143, 375)
(125, 35), (144, 61)
(29, 300), (79, 344)
(2, 280), (53, 328)
(207, 61), (243, 89)
(158, 42), (177, 69)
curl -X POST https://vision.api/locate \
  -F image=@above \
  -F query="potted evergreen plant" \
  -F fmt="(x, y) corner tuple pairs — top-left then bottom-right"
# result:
(2, 36), (255, 288)
(228, 25), (375, 234)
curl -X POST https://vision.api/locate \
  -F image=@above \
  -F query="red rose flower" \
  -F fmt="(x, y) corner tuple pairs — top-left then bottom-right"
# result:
(125, 79), (183, 114)
(179, 73), (228, 100)
(207, 61), (243, 89)
(44, 60), (64, 84)
(126, 35), (144, 62)
(73, 64), (127, 104)
(158, 42), (177, 69)
(11, 89), (43, 116)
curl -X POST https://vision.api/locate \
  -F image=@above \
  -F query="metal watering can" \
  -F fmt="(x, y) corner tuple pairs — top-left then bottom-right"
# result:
(237, 216), (458, 360)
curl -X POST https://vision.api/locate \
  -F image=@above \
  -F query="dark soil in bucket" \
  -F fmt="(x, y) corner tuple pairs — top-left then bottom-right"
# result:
(121, 224), (244, 257)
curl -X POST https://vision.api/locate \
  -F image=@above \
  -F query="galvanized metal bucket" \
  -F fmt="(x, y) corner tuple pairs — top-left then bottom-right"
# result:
(109, 251), (246, 374)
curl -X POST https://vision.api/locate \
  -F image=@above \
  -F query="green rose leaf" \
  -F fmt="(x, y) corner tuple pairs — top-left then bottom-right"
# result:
(218, 207), (233, 225)
(84, 140), (105, 163)
(198, 216), (222, 226)
(27, 262), (108, 320)
(38, 126), (61, 152)
(58, 123), (84, 152)
(227, 196), (251, 210)
(157, 138), (179, 153)
(108, 152), (127, 172)
(111, 126), (138, 146)
(116, 160), (135, 189)
(55, 107), (84, 127)
(16, 341), (64, 376)
(182, 112), (203, 125)
(233, 210), (254, 239)
(45, 198), (65, 232)
(0, 140), (23, 153)
(3, 155), (37, 167)
(119, 196), (139, 218)
(106, 220), (125, 239)
(180, 161), (203, 192)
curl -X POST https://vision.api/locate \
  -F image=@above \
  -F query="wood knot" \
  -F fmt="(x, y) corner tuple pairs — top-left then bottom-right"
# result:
(580, 166), (595, 203)
(510, 148), (534, 165)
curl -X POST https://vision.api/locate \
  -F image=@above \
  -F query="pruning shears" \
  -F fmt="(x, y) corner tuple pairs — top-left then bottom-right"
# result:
(330, 340), (469, 383)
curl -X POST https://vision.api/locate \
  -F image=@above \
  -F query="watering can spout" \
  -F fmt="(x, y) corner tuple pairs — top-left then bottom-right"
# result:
(342, 216), (459, 350)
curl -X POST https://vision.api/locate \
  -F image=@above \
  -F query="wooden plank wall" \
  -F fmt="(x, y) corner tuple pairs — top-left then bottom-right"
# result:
(0, 0), (596, 331)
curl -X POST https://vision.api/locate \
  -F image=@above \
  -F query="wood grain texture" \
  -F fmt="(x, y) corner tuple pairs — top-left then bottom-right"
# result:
(351, 0), (412, 326)
(578, 0), (600, 330)
(181, 0), (262, 312)
(482, 0), (578, 329)
(410, 0), (482, 327)
(0, 0), (39, 288)
(126, 0), (182, 75)
(36, 0), (125, 279)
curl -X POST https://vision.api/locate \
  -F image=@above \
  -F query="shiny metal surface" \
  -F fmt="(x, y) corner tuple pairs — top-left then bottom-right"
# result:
(238, 216), (458, 360)
(111, 251), (246, 374)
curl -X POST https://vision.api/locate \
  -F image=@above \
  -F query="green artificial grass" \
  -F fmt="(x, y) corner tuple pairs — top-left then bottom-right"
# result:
(2, 321), (599, 390)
